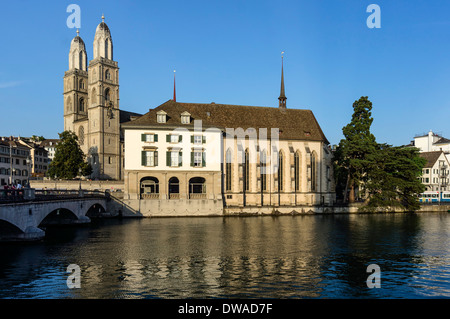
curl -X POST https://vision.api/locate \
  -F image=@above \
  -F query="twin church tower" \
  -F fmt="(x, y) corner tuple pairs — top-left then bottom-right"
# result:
(63, 16), (124, 180)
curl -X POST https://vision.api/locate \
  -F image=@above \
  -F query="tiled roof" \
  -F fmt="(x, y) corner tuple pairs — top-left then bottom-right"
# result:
(122, 100), (329, 143)
(419, 151), (444, 168)
(434, 137), (450, 144)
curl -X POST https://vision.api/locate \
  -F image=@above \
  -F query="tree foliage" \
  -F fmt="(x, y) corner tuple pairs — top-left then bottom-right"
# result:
(47, 131), (92, 179)
(336, 96), (378, 202)
(362, 144), (426, 212)
(335, 96), (426, 212)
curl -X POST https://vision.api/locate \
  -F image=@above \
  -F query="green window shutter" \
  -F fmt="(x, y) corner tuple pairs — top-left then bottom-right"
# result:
(141, 134), (146, 142)
(179, 135), (182, 143)
(141, 151), (146, 166)
(154, 151), (158, 166)
(166, 135), (170, 142)
(179, 152), (183, 166)
(202, 152), (206, 167)
(166, 151), (171, 166)
(191, 152), (194, 167)
(154, 134), (158, 142)
(191, 135), (194, 143)
(202, 136), (206, 144)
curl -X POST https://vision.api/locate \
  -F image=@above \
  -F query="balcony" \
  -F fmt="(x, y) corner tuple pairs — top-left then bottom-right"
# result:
(140, 193), (159, 200)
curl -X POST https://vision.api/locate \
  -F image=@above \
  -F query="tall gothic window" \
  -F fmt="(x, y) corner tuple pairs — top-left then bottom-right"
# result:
(79, 98), (85, 112)
(226, 149), (232, 191)
(294, 151), (300, 191)
(105, 40), (109, 59)
(91, 88), (97, 104)
(105, 88), (111, 102)
(105, 69), (111, 80)
(278, 151), (284, 191)
(260, 150), (267, 191)
(311, 152), (317, 192)
(244, 149), (250, 191)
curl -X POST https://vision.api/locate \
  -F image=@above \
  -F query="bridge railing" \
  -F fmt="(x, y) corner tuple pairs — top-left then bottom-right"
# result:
(0, 188), (107, 203)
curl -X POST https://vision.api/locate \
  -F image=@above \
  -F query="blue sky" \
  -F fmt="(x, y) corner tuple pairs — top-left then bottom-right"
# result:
(1, 0), (450, 146)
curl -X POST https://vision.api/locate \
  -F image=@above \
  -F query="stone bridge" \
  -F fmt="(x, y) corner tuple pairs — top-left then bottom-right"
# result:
(0, 189), (108, 241)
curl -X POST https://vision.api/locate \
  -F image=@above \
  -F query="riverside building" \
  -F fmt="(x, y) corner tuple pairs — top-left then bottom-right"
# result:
(64, 16), (335, 215)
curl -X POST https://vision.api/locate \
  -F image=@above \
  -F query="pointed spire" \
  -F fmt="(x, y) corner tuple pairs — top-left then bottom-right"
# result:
(173, 70), (177, 102)
(278, 51), (287, 108)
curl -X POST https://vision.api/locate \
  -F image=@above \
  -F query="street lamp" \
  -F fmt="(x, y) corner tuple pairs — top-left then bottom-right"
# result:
(9, 143), (12, 186)
(26, 156), (31, 188)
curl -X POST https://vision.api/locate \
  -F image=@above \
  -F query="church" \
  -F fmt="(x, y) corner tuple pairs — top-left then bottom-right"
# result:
(64, 16), (336, 214)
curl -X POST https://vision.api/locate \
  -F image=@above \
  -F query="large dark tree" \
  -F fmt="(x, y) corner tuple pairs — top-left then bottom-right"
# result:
(47, 131), (92, 179)
(336, 96), (378, 202)
(335, 96), (426, 212)
(363, 144), (426, 212)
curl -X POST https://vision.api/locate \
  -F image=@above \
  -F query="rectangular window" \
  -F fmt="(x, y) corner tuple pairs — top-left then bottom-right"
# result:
(142, 150), (158, 167)
(191, 151), (205, 167)
(157, 114), (166, 123)
(142, 134), (158, 143)
(181, 115), (190, 124)
(192, 135), (206, 144)
(171, 151), (178, 167)
(194, 135), (202, 144)
(166, 150), (182, 167)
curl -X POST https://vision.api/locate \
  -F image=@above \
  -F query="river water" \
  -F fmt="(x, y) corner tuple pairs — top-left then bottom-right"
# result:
(0, 213), (449, 299)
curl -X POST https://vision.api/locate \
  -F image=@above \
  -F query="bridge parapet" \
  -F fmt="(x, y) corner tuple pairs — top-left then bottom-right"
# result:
(0, 189), (107, 204)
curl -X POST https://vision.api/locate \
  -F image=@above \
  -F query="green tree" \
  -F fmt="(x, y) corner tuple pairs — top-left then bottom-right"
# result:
(362, 144), (426, 212)
(47, 131), (91, 179)
(336, 96), (378, 202)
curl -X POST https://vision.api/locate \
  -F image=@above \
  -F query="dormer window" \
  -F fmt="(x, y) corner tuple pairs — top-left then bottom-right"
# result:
(181, 111), (191, 124)
(157, 110), (167, 123)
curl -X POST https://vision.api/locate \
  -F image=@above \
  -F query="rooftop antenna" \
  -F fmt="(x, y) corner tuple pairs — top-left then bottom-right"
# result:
(173, 70), (176, 102)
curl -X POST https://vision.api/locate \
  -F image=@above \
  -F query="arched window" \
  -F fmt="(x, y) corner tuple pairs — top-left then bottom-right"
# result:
(260, 150), (267, 191)
(79, 79), (85, 90)
(91, 87), (97, 104)
(168, 177), (180, 198)
(78, 126), (85, 145)
(278, 151), (284, 191)
(294, 151), (300, 192)
(66, 96), (72, 112)
(105, 40), (109, 59)
(189, 177), (206, 197)
(311, 152), (317, 192)
(225, 149), (232, 191)
(79, 98), (85, 112)
(244, 149), (250, 191)
(79, 51), (84, 70)
(140, 177), (159, 199)
(105, 69), (111, 80)
(105, 88), (111, 102)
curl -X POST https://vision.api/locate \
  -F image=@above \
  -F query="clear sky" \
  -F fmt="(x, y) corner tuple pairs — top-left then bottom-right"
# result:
(1, 0), (450, 146)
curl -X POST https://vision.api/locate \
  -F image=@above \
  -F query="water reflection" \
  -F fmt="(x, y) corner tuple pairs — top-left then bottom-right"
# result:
(0, 213), (449, 299)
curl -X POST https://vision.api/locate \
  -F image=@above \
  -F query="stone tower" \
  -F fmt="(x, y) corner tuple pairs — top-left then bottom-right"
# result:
(87, 15), (121, 180)
(63, 29), (89, 133)
(64, 16), (122, 180)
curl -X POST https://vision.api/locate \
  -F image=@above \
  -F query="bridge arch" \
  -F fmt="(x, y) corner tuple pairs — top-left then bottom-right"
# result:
(0, 220), (24, 240)
(86, 203), (107, 218)
(39, 208), (78, 227)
